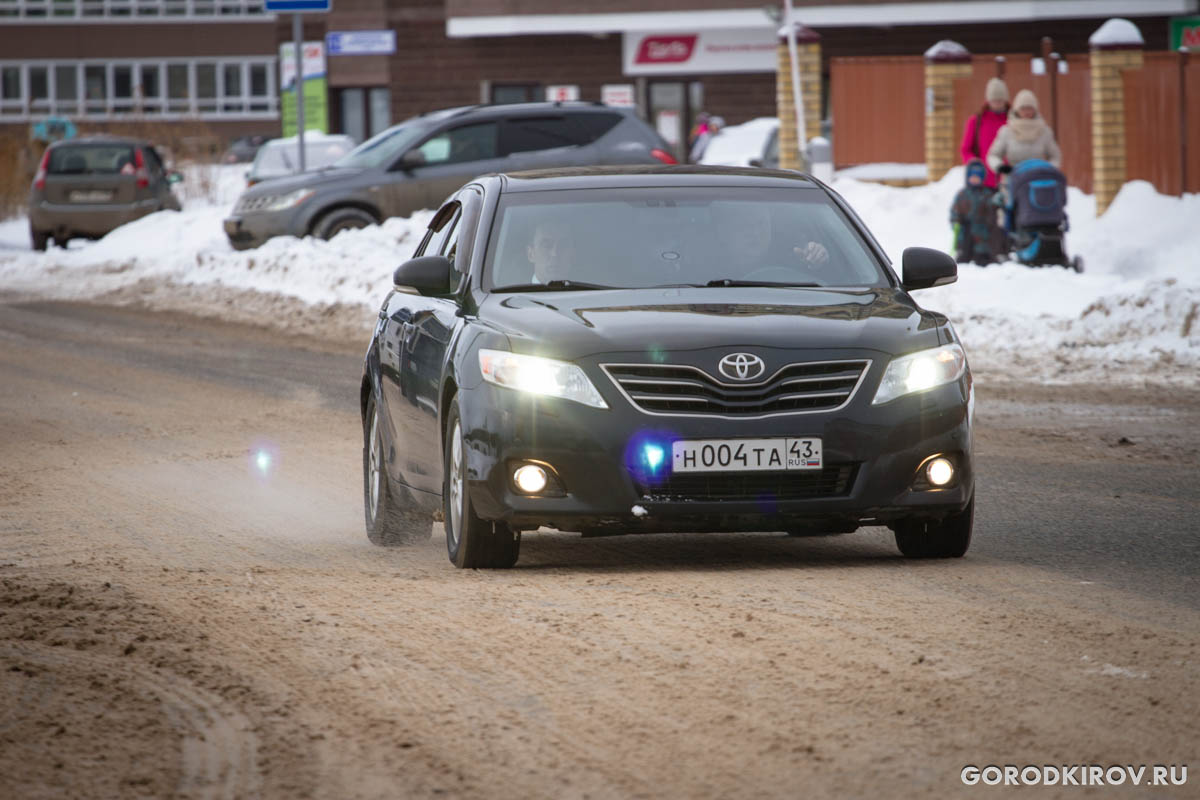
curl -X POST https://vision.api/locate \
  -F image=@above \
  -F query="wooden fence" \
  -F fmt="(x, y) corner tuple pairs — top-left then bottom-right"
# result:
(830, 50), (1197, 197)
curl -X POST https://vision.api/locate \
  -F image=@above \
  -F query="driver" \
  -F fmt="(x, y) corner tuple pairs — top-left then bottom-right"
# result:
(527, 219), (576, 284)
(716, 202), (830, 277)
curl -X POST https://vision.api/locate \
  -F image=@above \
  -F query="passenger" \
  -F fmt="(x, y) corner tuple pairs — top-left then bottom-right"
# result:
(716, 203), (831, 278)
(527, 220), (576, 284)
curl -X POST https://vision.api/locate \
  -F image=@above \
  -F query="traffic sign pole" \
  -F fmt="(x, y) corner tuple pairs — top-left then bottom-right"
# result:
(293, 13), (305, 172)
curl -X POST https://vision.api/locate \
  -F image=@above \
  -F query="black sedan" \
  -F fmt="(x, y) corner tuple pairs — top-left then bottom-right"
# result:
(360, 166), (974, 568)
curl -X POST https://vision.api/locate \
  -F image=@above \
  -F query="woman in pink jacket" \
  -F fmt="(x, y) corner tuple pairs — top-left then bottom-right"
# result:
(959, 78), (1010, 189)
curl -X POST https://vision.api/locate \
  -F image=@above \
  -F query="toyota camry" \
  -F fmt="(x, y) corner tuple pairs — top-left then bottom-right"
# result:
(360, 166), (974, 568)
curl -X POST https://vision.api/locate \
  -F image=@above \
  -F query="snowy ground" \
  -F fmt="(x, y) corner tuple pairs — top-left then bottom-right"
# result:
(1, 164), (1196, 386)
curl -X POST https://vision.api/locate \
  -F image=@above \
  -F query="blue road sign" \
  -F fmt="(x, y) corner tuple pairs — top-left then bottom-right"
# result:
(265, 0), (330, 12)
(327, 30), (396, 56)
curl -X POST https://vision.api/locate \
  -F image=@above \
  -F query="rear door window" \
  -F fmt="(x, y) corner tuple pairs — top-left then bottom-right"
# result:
(48, 145), (136, 175)
(500, 116), (579, 155)
(566, 112), (622, 144)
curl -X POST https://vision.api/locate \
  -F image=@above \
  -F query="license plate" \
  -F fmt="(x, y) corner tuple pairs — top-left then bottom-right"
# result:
(68, 190), (113, 203)
(671, 437), (823, 473)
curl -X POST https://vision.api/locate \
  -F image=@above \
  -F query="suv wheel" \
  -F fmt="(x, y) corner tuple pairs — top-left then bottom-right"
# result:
(894, 498), (973, 559)
(315, 207), (377, 241)
(30, 228), (48, 252)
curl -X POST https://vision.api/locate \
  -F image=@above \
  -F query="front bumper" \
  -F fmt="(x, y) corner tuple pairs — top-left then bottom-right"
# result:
(223, 207), (307, 251)
(460, 375), (974, 534)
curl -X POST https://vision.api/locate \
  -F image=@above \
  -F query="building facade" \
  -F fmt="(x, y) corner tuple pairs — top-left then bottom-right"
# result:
(1, 0), (1194, 158)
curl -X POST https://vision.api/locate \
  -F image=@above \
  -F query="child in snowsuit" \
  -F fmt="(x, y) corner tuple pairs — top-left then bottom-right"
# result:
(950, 159), (1004, 265)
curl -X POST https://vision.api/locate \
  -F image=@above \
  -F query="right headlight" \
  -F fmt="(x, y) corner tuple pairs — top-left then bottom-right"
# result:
(872, 343), (967, 405)
(478, 349), (608, 409)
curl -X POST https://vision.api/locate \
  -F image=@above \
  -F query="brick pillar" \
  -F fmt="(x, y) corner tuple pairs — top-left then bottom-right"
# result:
(776, 23), (821, 171)
(924, 40), (972, 183)
(1089, 19), (1145, 215)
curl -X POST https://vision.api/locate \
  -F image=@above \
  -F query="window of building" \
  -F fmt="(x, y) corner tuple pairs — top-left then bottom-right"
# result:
(490, 83), (540, 105)
(0, 58), (277, 119)
(335, 86), (391, 144)
(0, 0), (267, 19)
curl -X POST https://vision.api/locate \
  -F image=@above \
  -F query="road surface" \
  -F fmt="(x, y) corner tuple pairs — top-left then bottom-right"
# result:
(1, 301), (1196, 799)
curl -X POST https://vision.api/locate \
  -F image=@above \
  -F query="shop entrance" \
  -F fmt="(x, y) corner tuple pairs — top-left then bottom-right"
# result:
(647, 80), (704, 163)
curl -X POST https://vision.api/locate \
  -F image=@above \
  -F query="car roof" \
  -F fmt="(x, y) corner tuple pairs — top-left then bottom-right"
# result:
(496, 165), (821, 193)
(51, 136), (147, 148)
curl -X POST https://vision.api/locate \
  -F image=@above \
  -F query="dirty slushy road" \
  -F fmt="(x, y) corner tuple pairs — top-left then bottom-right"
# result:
(1, 301), (1197, 799)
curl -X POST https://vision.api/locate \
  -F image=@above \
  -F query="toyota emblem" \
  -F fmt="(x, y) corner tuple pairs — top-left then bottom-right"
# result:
(718, 352), (765, 381)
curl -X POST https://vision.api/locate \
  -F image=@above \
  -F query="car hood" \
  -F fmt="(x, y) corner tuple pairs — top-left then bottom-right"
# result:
(479, 286), (948, 361)
(242, 167), (365, 195)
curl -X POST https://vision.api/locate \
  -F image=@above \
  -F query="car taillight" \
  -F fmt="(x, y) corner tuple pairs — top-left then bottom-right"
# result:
(650, 148), (678, 165)
(33, 149), (50, 190)
(134, 148), (150, 189)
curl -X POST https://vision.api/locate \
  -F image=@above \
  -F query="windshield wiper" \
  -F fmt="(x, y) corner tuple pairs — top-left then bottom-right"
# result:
(494, 280), (619, 292)
(704, 279), (822, 288)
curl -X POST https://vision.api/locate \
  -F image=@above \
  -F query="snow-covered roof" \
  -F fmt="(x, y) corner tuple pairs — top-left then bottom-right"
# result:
(1089, 18), (1144, 47)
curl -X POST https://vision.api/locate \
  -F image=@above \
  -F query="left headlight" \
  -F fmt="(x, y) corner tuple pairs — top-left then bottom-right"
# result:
(872, 343), (967, 405)
(262, 188), (315, 211)
(479, 349), (608, 409)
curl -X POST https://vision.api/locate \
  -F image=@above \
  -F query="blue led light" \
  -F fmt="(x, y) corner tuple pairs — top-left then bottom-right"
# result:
(643, 443), (665, 472)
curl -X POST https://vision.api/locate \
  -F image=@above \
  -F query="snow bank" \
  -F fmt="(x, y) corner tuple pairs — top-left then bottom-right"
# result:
(2, 165), (1197, 386)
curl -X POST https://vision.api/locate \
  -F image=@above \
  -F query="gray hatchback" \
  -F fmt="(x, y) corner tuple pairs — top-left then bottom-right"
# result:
(29, 136), (182, 250)
(223, 102), (676, 250)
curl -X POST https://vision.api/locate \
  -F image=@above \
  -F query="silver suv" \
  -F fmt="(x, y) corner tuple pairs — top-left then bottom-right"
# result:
(223, 102), (676, 250)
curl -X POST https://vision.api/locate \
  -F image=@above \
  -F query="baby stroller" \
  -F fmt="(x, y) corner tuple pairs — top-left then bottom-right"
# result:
(1000, 159), (1084, 273)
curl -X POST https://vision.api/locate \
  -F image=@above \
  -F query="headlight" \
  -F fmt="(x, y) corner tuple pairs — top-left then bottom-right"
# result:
(262, 188), (315, 211)
(479, 349), (608, 409)
(236, 188), (314, 213)
(872, 343), (966, 405)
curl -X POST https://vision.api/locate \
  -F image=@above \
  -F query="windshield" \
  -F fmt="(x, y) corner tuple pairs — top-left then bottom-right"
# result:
(250, 137), (354, 178)
(48, 145), (136, 175)
(332, 123), (428, 170)
(484, 187), (889, 291)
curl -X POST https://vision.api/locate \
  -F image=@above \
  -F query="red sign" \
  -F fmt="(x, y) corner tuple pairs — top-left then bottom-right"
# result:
(635, 35), (697, 65)
(1184, 26), (1200, 48)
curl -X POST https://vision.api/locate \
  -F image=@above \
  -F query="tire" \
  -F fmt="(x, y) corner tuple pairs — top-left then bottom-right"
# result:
(443, 398), (520, 569)
(362, 394), (433, 546)
(1072, 255), (1084, 274)
(30, 228), (48, 252)
(314, 207), (377, 241)
(894, 498), (973, 559)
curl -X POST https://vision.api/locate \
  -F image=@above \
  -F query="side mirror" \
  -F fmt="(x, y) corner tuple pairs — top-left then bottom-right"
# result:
(167, 171), (184, 185)
(397, 150), (426, 170)
(393, 255), (453, 296)
(901, 247), (957, 291)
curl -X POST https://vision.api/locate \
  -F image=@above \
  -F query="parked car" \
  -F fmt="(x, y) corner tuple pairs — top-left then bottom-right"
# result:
(699, 117), (780, 169)
(360, 165), (975, 568)
(28, 136), (183, 251)
(223, 134), (272, 164)
(244, 132), (356, 187)
(224, 102), (677, 250)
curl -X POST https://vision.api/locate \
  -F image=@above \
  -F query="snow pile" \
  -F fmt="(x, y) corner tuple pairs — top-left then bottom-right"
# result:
(833, 170), (1200, 384)
(1, 165), (1198, 385)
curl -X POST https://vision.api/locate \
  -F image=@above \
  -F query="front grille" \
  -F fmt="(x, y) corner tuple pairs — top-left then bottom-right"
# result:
(636, 464), (858, 502)
(603, 360), (870, 417)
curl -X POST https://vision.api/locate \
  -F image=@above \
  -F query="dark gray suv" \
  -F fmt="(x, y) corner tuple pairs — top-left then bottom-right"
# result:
(223, 102), (676, 250)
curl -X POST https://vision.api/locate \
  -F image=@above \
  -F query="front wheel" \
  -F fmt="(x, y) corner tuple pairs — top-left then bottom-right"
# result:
(314, 207), (377, 241)
(362, 394), (433, 546)
(894, 498), (973, 559)
(443, 398), (520, 569)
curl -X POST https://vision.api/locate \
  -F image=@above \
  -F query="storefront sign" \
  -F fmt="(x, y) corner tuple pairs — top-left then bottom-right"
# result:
(327, 30), (396, 56)
(601, 84), (636, 108)
(623, 28), (776, 75)
(545, 85), (580, 102)
(1170, 16), (1200, 50)
(280, 41), (328, 136)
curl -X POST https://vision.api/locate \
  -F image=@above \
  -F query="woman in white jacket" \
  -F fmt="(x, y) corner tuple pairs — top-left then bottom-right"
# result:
(986, 89), (1062, 172)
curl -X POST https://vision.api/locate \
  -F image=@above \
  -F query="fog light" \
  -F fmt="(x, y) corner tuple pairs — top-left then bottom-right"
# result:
(926, 457), (955, 487)
(513, 464), (549, 494)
